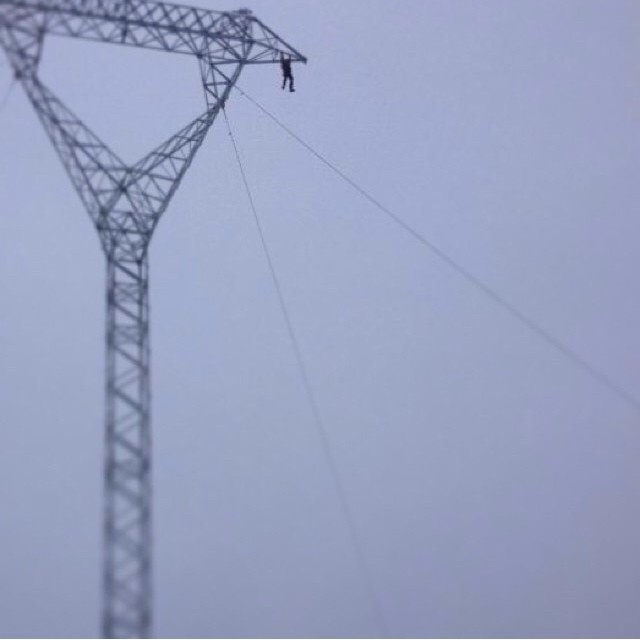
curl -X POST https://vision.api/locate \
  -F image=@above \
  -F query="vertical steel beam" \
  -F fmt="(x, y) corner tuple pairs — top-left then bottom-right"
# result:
(103, 256), (152, 638)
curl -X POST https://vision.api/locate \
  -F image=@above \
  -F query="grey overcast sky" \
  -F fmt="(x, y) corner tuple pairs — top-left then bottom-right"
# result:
(1, 1), (640, 637)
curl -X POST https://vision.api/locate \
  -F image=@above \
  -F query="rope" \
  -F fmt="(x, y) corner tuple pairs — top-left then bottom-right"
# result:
(222, 106), (389, 637)
(233, 84), (640, 415)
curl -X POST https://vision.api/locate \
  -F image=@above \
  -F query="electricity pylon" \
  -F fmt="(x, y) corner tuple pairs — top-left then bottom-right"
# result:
(0, 1), (306, 636)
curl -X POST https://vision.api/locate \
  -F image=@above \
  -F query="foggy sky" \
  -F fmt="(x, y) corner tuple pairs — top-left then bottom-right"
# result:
(1, 1), (640, 637)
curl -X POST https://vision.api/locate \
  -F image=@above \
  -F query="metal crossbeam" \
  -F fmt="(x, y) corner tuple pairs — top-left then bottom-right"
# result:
(0, 0), (306, 62)
(0, 1), (306, 636)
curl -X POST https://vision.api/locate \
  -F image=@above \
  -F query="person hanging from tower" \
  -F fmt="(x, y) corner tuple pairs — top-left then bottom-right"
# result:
(280, 53), (295, 92)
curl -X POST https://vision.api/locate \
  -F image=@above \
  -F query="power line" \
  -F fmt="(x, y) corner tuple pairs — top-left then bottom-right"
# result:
(0, 76), (16, 113)
(222, 106), (390, 638)
(233, 84), (640, 415)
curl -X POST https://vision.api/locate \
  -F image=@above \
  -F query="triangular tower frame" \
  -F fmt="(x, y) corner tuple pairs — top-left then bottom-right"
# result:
(0, 1), (306, 636)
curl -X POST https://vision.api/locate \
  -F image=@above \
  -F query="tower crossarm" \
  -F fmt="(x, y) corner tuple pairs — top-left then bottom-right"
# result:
(0, 0), (307, 65)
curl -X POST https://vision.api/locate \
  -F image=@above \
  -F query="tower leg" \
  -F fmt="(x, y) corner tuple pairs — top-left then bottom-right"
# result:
(103, 256), (152, 639)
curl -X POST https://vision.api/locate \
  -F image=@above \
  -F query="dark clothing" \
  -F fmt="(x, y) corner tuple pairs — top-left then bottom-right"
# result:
(280, 55), (295, 92)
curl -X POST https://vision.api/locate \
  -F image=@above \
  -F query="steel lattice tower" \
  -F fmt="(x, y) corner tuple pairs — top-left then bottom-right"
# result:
(0, 1), (305, 636)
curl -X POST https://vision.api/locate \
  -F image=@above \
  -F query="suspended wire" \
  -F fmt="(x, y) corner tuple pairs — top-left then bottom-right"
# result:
(0, 76), (16, 113)
(222, 106), (389, 638)
(233, 84), (640, 415)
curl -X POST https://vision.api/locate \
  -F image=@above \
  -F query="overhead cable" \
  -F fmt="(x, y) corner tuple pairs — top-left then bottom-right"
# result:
(0, 76), (15, 112)
(233, 84), (640, 415)
(222, 106), (390, 638)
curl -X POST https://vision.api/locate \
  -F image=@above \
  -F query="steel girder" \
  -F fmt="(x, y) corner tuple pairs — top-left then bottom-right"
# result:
(0, 0), (307, 63)
(0, 1), (306, 637)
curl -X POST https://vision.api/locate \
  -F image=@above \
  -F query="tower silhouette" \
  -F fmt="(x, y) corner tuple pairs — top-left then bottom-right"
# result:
(0, 1), (306, 636)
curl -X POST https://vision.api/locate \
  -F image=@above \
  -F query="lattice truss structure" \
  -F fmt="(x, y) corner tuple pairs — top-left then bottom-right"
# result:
(0, 1), (305, 637)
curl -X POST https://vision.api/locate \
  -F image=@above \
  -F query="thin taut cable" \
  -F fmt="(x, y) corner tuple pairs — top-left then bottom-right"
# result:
(0, 76), (16, 113)
(233, 84), (640, 415)
(222, 107), (389, 638)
